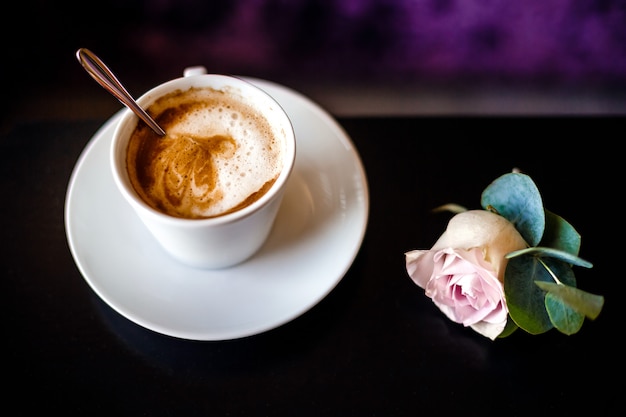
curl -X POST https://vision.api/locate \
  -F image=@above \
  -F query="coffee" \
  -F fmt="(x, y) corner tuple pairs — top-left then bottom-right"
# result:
(126, 86), (284, 219)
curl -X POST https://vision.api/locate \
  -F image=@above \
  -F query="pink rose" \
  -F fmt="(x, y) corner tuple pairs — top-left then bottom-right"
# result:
(405, 210), (528, 340)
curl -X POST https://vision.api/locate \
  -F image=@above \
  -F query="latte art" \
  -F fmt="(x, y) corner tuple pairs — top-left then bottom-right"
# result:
(126, 86), (283, 219)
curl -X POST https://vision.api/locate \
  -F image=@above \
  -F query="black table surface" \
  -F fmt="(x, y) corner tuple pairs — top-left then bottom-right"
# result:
(3, 114), (621, 416)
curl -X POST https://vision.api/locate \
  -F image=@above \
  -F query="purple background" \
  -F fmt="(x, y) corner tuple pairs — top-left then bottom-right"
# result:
(119, 0), (626, 88)
(5, 0), (626, 117)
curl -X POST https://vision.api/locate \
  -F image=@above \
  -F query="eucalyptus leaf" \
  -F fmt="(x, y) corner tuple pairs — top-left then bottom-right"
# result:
(544, 293), (584, 335)
(505, 247), (593, 269)
(505, 256), (578, 334)
(498, 317), (519, 338)
(534, 281), (604, 319)
(504, 256), (553, 334)
(541, 210), (581, 256)
(540, 256), (578, 287)
(481, 172), (545, 246)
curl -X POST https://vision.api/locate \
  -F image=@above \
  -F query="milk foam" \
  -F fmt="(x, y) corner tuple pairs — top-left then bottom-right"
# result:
(126, 86), (283, 219)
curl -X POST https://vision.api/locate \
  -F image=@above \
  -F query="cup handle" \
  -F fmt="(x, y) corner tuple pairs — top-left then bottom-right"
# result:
(183, 66), (208, 77)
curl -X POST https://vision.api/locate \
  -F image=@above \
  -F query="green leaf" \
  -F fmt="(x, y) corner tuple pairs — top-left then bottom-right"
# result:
(544, 293), (584, 335)
(505, 256), (578, 334)
(481, 172), (545, 246)
(534, 281), (605, 320)
(497, 317), (519, 338)
(505, 247), (593, 269)
(541, 256), (578, 288)
(541, 210), (581, 256)
(504, 256), (553, 334)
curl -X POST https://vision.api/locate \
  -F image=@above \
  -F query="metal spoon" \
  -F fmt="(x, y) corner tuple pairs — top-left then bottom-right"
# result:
(76, 48), (166, 136)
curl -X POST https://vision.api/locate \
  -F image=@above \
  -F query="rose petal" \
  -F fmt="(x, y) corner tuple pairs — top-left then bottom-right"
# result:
(404, 210), (527, 340)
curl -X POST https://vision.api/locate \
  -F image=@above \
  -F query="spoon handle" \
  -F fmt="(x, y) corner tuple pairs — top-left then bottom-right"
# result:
(76, 48), (166, 136)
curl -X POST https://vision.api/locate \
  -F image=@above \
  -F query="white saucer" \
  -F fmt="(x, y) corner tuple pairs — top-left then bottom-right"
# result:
(64, 78), (369, 341)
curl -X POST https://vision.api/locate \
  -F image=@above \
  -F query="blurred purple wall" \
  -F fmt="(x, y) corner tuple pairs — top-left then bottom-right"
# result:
(6, 0), (626, 107)
(118, 0), (626, 88)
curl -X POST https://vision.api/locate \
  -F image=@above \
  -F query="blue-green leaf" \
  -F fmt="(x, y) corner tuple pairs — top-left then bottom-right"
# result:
(544, 293), (584, 335)
(497, 317), (519, 338)
(481, 172), (545, 246)
(504, 256), (553, 334)
(541, 210), (581, 256)
(534, 281), (604, 320)
(505, 247), (593, 269)
(541, 256), (578, 288)
(505, 256), (577, 334)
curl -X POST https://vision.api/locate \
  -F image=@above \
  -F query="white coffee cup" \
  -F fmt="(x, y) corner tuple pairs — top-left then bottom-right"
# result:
(110, 67), (296, 269)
